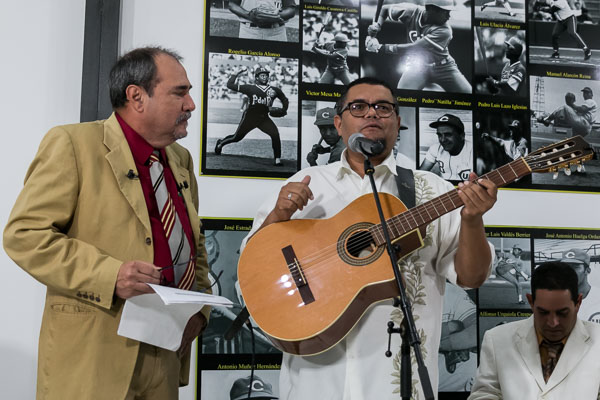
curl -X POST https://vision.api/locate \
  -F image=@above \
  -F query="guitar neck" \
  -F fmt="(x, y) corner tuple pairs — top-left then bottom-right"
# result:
(370, 158), (532, 246)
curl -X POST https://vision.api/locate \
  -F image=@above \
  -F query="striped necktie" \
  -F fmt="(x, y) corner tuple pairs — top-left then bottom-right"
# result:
(148, 151), (195, 290)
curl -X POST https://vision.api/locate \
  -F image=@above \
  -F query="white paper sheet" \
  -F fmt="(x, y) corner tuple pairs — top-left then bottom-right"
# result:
(117, 286), (233, 351)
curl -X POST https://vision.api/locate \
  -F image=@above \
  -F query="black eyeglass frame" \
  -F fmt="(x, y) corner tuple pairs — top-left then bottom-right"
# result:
(338, 101), (398, 118)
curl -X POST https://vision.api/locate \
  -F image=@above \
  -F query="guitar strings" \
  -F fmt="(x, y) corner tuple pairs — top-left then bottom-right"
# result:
(277, 144), (582, 291)
(281, 159), (533, 285)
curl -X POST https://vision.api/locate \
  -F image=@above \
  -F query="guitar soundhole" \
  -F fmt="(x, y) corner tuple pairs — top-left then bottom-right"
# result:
(338, 222), (385, 266)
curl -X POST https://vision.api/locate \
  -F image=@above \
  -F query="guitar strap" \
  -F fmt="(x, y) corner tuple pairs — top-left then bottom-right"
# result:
(394, 166), (415, 209)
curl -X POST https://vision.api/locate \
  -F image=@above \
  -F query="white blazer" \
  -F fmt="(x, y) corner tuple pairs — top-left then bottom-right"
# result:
(468, 317), (600, 400)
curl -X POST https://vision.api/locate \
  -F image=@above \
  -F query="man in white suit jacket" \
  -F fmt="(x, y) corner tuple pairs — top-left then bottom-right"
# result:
(469, 262), (600, 400)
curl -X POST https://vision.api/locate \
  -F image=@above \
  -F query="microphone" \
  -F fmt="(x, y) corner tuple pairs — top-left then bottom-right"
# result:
(348, 133), (385, 158)
(126, 169), (139, 179)
(224, 307), (250, 340)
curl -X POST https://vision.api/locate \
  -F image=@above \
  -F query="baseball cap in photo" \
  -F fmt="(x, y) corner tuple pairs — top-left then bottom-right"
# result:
(425, 0), (455, 10)
(582, 87), (593, 94)
(429, 113), (464, 132)
(560, 249), (591, 265)
(504, 37), (524, 55)
(314, 107), (336, 126)
(230, 376), (278, 400)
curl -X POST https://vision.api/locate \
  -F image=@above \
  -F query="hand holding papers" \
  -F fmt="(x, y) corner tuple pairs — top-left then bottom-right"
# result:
(117, 284), (233, 351)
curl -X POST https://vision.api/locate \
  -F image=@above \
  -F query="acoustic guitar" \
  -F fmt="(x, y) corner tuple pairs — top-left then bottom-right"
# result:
(238, 136), (594, 356)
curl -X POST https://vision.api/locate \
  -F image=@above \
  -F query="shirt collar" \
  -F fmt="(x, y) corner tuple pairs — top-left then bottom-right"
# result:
(116, 112), (166, 165)
(336, 149), (398, 180)
(536, 330), (569, 346)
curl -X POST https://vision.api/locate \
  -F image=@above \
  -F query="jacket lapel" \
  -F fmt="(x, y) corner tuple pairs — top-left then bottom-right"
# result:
(103, 114), (151, 232)
(544, 319), (591, 391)
(516, 317), (547, 390)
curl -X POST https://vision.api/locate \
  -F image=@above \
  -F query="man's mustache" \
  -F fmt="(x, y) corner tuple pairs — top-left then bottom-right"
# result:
(176, 112), (192, 124)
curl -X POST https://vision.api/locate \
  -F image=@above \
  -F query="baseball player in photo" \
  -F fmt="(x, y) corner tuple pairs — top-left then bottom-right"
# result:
(485, 36), (527, 97)
(420, 113), (473, 181)
(536, 87), (597, 137)
(480, 0), (517, 17)
(534, 0), (591, 60)
(495, 245), (530, 304)
(214, 66), (289, 166)
(228, 0), (297, 42)
(306, 106), (345, 166)
(481, 119), (528, 162)
(312, 33), (353, 86)
(365, 0), (472, 93)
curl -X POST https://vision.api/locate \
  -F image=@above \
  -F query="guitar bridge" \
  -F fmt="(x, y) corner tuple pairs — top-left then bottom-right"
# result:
(282, 245), (314, 305)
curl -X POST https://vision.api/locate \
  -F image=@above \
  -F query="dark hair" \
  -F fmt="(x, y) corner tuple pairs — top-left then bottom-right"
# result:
(531, 262), (579, 303)
(335, 77), (398, 115)
(109, 46), (183, 108)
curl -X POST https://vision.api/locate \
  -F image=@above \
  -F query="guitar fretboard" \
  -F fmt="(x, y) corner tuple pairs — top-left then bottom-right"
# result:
(369, 158), (532, 246)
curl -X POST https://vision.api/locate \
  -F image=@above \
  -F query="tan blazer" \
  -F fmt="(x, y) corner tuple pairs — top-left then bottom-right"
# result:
(3, 114), (210, 400)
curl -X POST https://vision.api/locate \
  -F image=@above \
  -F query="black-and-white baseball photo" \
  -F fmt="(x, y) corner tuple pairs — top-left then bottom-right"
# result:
(475, 0), (526, 22)
(528, 0), (599, 66)
(395, 107), (418, 169)
(201, 221), (281, 355)
(529, 75), (600, 187)
(203, 53), (299, 177)
(208, 0), (300, 43)
(438, 283), (478, 393)
(533, 238), (600, 323)
(418, 108), (473, 182)
(474, 110), (530, 178)
(360, 0), (473, 93)
(479, 237), (532, 309)
(201, 370), (281, 400)
(474, 28), (527, 97)
(300, 100), (345, 169)
(478, 313), (530, 349)
(304, 0), (359, 6)
(302, 10), (360, 85)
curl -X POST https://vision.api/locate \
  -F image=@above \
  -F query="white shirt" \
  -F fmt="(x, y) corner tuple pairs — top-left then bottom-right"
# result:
(425, 143), (473, 181)
(581, 98), (597, 124)
(543, 0), (575, 20)
(242, 151), (493, 400)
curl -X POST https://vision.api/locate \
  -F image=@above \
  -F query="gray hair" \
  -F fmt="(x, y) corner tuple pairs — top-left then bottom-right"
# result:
(109, 46), (183, 108)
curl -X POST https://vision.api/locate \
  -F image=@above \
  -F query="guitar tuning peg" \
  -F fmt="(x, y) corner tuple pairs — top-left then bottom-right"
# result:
(577, 164), (585, 173)
(553, 171), (559, 180)
(564, 167), (571, 176)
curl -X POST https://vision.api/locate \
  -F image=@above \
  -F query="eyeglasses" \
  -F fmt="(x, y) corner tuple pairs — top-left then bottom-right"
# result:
(159, 258), (194, 288)
(339, 101), (397, 118)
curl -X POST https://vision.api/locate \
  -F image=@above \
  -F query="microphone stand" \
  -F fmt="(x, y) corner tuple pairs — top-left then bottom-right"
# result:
(363, 156), (434, 400)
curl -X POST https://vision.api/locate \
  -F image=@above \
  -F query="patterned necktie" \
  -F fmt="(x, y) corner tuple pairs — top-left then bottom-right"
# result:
(541, 340), (564, 382)
(148, 151), (195, 290)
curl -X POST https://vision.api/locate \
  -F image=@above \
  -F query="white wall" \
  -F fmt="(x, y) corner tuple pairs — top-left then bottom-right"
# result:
(2, 1), (600, 399)
(0, 1), (86, 398)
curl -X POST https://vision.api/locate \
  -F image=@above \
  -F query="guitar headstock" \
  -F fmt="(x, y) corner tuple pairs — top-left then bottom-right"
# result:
(525, 136), (594, 174)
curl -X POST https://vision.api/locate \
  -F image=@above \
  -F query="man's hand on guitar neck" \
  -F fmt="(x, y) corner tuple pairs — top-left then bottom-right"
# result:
(260, 176), (314, 229)
(455, 172), (498, 288)
(457, 172), (497, 223)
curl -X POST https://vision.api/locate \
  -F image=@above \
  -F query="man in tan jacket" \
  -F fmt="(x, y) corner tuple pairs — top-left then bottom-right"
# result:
(4, 47), (210, 399)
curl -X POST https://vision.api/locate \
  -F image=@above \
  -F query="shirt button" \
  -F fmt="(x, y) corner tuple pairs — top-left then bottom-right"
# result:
(145, 237), (152, 245)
